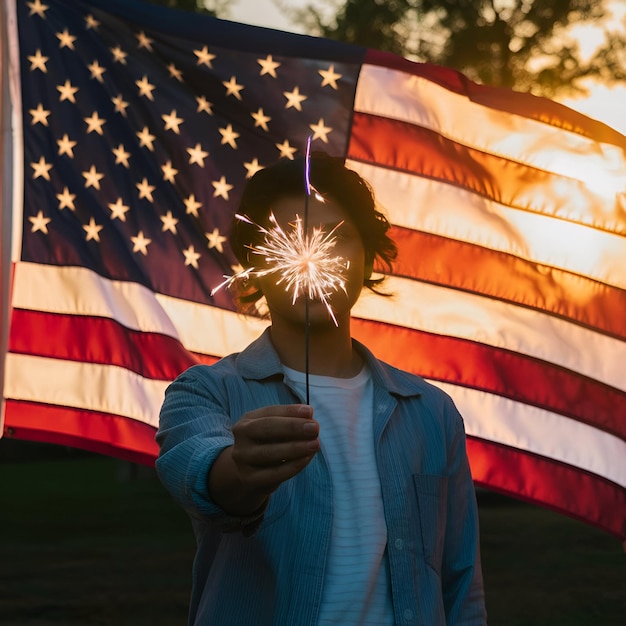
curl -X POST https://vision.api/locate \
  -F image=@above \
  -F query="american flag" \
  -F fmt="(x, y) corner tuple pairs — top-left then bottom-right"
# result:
(1, 0), (625, 540)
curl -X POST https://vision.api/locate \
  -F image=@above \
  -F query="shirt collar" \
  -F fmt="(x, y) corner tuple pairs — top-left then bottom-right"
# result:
(236, 327), (422, 399)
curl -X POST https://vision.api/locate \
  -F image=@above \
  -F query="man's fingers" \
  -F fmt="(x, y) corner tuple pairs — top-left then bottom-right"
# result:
(240, 454), (317, 493)
(239, 415), (319, 443)
(236, 438), (320, 468)
(243, 404), (313, 421)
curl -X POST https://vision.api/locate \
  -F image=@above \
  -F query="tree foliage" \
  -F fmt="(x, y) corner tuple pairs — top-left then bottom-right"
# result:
(287, 0), (626, 97)
(145, 0), (231, 17)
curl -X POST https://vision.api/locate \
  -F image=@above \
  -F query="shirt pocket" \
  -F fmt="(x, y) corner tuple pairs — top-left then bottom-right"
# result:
(413, 473), (448, 575)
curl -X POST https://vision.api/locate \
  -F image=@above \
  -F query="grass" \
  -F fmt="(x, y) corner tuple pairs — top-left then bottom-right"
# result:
(0, 443), (624, 625)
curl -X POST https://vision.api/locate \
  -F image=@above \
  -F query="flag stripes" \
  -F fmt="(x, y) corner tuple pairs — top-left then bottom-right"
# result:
(466, 438), (625, 536)
(3, 400), (159, 464)
(351, 320), (625, 439)
(350, 162), (626, 291)
(388, 227), (626, 340)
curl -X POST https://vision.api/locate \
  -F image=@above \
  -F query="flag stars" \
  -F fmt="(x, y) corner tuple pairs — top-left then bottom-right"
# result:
(84, 111), (106, 135)
(244, 158), (264, 179)
(29, 103), (51, 126)
(160, 211), (179, 233)
(27, 0), (49, 18)
(161, 161), (178, 183)
(57, 79), (78, 103)
(136, 31), (154, 51)
(183, 245), (201, 269)
(319, 65), (342, 89)
(206, 228), (227, 253)
(257, 55), (280, 77)
(136, 126), (156, 151)
(136, 75), (156, 100)
(85, 14), (100, 30)
(57, 134), (77, 157)
(219, 124), (239, 149)
(111, 46), (128, 64)
(82, 165), (104, 189)
(183, 194), (202, 217)
(87, 60), (106, 83)
(212, 176), (233, 200)
(194, 46), (215, 68)
(112, 94), (129, 116)
(83, 217), (103, 242)
(31, 156), (53, 180)
(136, 178), (156, 202)
(187, 143), (209, 167)
(196, 96), (213, 115)
(56, 29), (76, 50)
(309, 118), (332, 143)
(251, 108), (271, 132)
(223, 76), (244, 100)
(56, 187), (76, 210)
(275, 140), (297, 160)
(162, 110), (184, 134)
(112, 144), (131, 168)
(108, 198), (130, 221)
(283, 86), (307, 111)
(131, 231), (152, 255)
(29, 211), (51, 234)
(27, 50), (48, 73)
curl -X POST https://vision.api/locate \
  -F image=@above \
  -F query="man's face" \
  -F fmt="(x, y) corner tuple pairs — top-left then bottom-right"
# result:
(254, 194), (366, 329)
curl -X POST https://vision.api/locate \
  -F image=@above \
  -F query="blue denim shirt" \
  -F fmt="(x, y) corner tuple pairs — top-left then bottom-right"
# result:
(156, 329), (486, 625)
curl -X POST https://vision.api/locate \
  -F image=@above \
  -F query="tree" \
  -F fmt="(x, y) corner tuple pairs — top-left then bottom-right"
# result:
(145, 0), (231, 17)
(286, 0), (626, 98)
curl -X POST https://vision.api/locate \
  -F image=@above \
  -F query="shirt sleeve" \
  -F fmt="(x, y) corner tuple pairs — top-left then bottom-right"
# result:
(441, 398), (488, 625)
(155, 365), (262, 533)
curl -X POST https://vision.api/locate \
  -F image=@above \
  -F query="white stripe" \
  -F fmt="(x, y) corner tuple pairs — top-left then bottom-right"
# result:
(4, 352), (168, 426)
(12, 262), (182, 338)
(156, 290), (266, 357)
(433, 380), (626, 489)
(13, 261), (624, 391)
(355, 278), (625, 393)
(355, 64), (626, 207)
(348, 160), (626, 290)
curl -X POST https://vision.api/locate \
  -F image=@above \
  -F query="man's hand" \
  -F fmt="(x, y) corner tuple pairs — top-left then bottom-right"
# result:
(209, 404), (319, 517)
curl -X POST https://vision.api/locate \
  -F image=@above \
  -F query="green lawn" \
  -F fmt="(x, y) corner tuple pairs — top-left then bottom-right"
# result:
(1, 445), (624, 625)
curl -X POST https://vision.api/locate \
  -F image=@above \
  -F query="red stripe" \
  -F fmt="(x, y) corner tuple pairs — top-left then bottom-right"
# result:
(348, 111), (616, 233)
(467, 437), (626, 540)
(351, 319), (625, 439)
(2, 400), (158, 466)
(9, 309), (198, 380)
(363, 49), (626, 150)
(388, 226), (626, 340)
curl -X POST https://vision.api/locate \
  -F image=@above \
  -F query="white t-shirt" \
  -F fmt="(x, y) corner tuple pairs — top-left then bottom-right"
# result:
(283, 365), (394, 625)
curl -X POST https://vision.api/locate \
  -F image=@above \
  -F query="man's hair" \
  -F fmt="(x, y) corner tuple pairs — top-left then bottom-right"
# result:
(229, 151), (397, 307)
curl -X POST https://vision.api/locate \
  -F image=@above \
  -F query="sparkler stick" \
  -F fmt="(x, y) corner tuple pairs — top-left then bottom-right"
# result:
(304, 137), (312, 404)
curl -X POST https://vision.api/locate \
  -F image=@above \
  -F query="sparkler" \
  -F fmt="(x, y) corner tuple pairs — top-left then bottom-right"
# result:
(211, 139), (349, 403)
(211, 210), (350, 327)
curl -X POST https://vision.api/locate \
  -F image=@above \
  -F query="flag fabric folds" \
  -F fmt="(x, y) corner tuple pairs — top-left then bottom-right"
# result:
(1, 0), (624, 539)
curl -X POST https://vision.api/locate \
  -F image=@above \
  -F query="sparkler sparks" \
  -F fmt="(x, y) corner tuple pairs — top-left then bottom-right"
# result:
(212, 211), (350, 325)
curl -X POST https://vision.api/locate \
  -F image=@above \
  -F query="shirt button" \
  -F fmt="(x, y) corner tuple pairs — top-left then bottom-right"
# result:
(394, 538), (404, 551)
(403, 608), (414, 621)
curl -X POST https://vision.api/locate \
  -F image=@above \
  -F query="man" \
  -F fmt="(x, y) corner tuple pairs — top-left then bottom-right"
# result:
(156, 152), (486, 625)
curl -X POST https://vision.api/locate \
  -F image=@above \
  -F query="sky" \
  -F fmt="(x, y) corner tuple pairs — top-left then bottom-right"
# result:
(228, 0), (626, 137)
